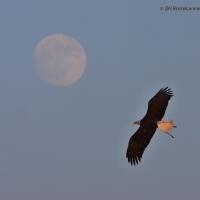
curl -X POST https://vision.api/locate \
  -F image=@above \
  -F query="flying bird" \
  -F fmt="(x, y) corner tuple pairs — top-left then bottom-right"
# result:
(126, 87), (176, 166)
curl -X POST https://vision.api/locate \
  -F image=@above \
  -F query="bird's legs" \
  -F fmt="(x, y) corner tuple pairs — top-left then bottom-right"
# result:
(164, 132), (175, 139)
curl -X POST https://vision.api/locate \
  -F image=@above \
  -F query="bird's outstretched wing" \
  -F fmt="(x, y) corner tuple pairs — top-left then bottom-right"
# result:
(126, 125), (156, 165)
(144, 87), (173, 122)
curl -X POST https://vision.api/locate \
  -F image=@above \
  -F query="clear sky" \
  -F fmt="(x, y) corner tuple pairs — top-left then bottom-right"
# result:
(0, 0), (200, 199)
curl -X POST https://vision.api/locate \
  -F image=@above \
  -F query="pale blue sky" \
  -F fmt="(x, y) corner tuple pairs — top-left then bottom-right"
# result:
(0, 0), (200, 199)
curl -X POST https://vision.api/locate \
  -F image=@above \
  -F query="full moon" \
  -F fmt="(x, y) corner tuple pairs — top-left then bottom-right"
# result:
(34, 34), (87, 86)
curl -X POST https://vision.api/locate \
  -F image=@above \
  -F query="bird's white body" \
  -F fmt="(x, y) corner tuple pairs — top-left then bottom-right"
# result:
(133, 119), (176, 138)
(157, 119), (176, 138)
(157, 119), (176, 133)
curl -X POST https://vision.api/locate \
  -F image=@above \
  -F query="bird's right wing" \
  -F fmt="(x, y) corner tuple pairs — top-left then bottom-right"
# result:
(126, 126), (157, 165)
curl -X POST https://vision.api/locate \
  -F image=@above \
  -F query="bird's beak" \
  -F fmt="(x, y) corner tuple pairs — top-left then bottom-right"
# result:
(132, 120), (140, 125)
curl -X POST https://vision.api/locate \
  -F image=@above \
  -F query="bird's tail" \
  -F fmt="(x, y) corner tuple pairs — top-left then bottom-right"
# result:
(173, 125), (177, 128)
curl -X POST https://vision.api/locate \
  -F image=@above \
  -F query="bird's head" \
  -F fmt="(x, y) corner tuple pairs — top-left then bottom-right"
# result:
(133, 120), (140, 125)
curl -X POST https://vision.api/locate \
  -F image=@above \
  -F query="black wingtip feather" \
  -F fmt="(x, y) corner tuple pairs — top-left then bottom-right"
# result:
(160, 87), (173, 97)
(127, 155), (142, 166)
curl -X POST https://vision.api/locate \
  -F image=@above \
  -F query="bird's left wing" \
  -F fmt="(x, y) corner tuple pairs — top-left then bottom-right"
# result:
(144, 87), (173, 121)
(126, 125), (157, 165)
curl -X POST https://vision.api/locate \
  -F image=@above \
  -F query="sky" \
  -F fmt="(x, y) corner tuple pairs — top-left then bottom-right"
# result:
(0, 0), (200, 199)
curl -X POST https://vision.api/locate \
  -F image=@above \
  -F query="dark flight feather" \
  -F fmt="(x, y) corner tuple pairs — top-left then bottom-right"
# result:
(126, 87), (173, 166)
